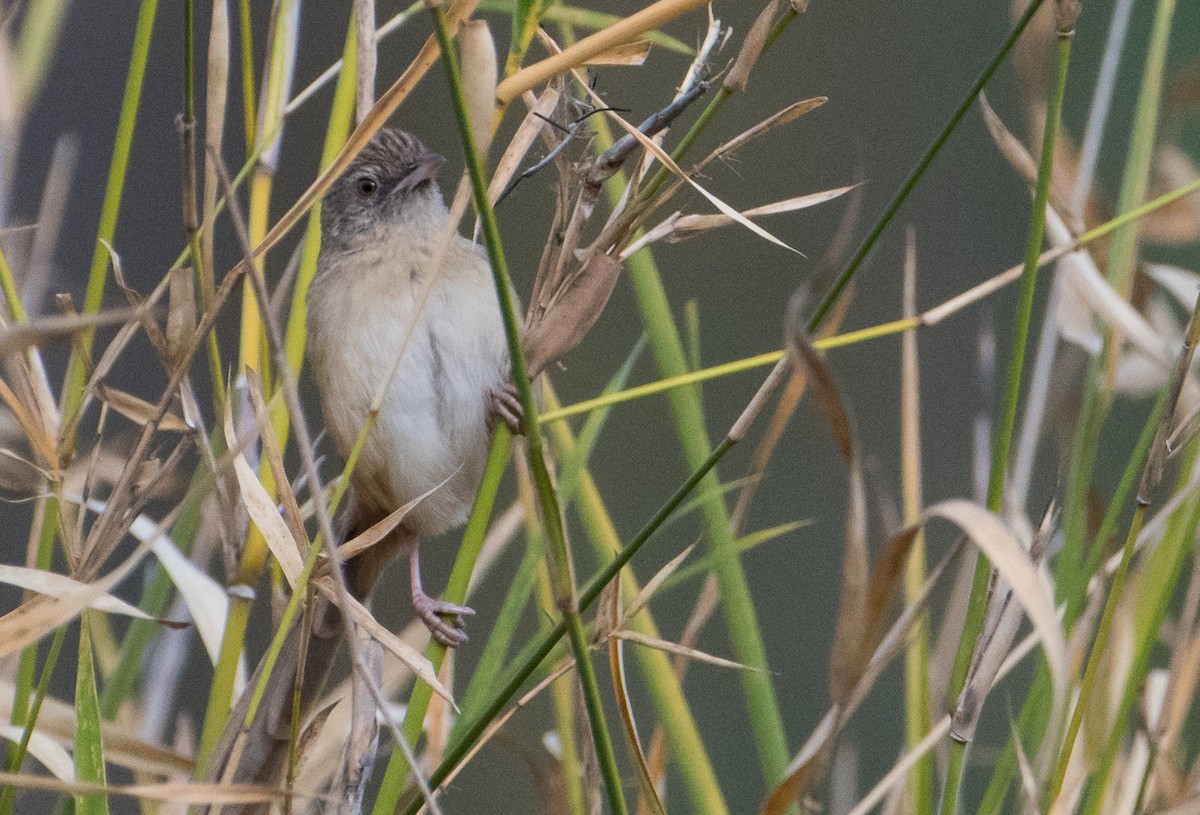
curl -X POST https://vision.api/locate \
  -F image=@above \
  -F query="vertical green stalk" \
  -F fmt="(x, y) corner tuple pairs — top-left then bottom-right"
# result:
(806, 0), (1047, 333)
(939, 18), (1075, 815)
(239, 0), (257, 151)
(61, 0), (160, 422)
(0, 625), (67, 815)
(370, 432), (512, 815)
(588, 111), (791, 794)
(428, 7), (627, 813)
(397, 440), (736, 815)
(73, 614), (109, 815)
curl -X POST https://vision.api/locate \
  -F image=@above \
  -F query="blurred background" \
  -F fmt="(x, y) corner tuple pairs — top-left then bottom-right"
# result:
(3, 0), (1200, 811)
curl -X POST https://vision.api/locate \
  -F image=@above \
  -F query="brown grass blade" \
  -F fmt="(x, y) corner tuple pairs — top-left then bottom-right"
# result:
(95, 385), (189, 432)
(786, 298), (869, 706)
(607, 586), (669, 815)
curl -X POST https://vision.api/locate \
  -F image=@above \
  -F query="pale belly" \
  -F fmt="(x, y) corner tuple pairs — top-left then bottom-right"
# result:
(309, 265), (509, 536)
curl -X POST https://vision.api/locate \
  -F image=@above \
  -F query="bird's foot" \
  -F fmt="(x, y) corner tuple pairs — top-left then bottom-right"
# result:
(412, 591), (475, 647)
(485, 383), (524, 434)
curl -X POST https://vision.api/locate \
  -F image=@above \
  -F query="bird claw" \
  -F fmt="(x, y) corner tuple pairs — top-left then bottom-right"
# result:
(486, 383), (524, 434)
(412, 591), (475, 647)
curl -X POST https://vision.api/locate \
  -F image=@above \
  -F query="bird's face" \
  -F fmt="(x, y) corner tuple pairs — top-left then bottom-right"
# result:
(321, 128), (446, 244)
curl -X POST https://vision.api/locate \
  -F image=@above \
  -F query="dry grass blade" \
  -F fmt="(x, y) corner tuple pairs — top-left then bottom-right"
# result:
(924, 499), (1068, 712)
(0, 772), (287, 804)
(0, 374), (57, 464)
(0, 528), (157, 658)
(635, 186), (858, 251)
(760, 709), (838, 815)
(0, 723), (74, 780)
(786, 296), (869, 706)
(325, 588), (453, 706)
(650, 97), (829, 210)
(226, 402), (305, 586)
(725, 0), (781, 92)
(0, 679), (193, 776)
(94, 385), (189, 432)
(611, 630), (755, 671)
(487, 87), (561, 204)
(601, 101), (803, 255)
(0, 307), (146, 357)
(953, 504), (1055, 743)
(495, 0), (710, 102)
(336, 474), (454, 561)
(0, 563), (183, 624)
(134, 507), (233, 668)
(607, 586), (669, 815)
(623, 543), (695, 621)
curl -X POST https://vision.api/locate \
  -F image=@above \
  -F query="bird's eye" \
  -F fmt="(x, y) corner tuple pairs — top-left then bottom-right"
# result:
(356, 177), (378, 197)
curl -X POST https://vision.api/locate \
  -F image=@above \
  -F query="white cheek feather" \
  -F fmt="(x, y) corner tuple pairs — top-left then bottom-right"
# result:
(308, 229), (510, 538)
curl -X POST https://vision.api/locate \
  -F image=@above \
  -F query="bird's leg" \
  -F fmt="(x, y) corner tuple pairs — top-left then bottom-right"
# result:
(485, 381), (524, 434)
(408, 540), (474, 646)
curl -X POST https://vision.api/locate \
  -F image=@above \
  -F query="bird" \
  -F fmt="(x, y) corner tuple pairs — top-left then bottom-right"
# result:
(307, 126), (521, 646)
(203, 127), (521, 805)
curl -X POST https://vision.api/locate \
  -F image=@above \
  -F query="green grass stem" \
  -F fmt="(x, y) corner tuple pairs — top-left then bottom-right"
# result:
(940, 24), (1073, 815)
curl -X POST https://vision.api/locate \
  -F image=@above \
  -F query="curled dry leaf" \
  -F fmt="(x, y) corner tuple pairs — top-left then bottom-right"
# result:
(786, 297), (870, 707)
(725, 0), (782, 92)
(523, 251), (623, 378)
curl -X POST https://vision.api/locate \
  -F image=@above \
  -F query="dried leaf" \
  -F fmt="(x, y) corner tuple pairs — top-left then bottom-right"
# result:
(623, 543), (694, 621)
(760, 708), (838, 815)
(523, 251), (623, 377)
(725, 0), (781, 92)
(225, 407), (304, 585)
(665, 186), (858, 237)
(0, 533), (156, 659)
(325, 586), (454, 706)
(0, 564), (180, 624)
(0, 723), (75, 781)
(786, 307), (869, 705)
(166, 265), (196, 370)
(0, 772), (282, 805)
(0, 307), (144, 357)
(488, 87), (561, 204)
(95, 385), (189, 432)
(608, 618), (668, 815)
(336, 473), (455, 561)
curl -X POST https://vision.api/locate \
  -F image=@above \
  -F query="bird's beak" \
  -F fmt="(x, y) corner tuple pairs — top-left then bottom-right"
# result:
(396, 150), (446, 194)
